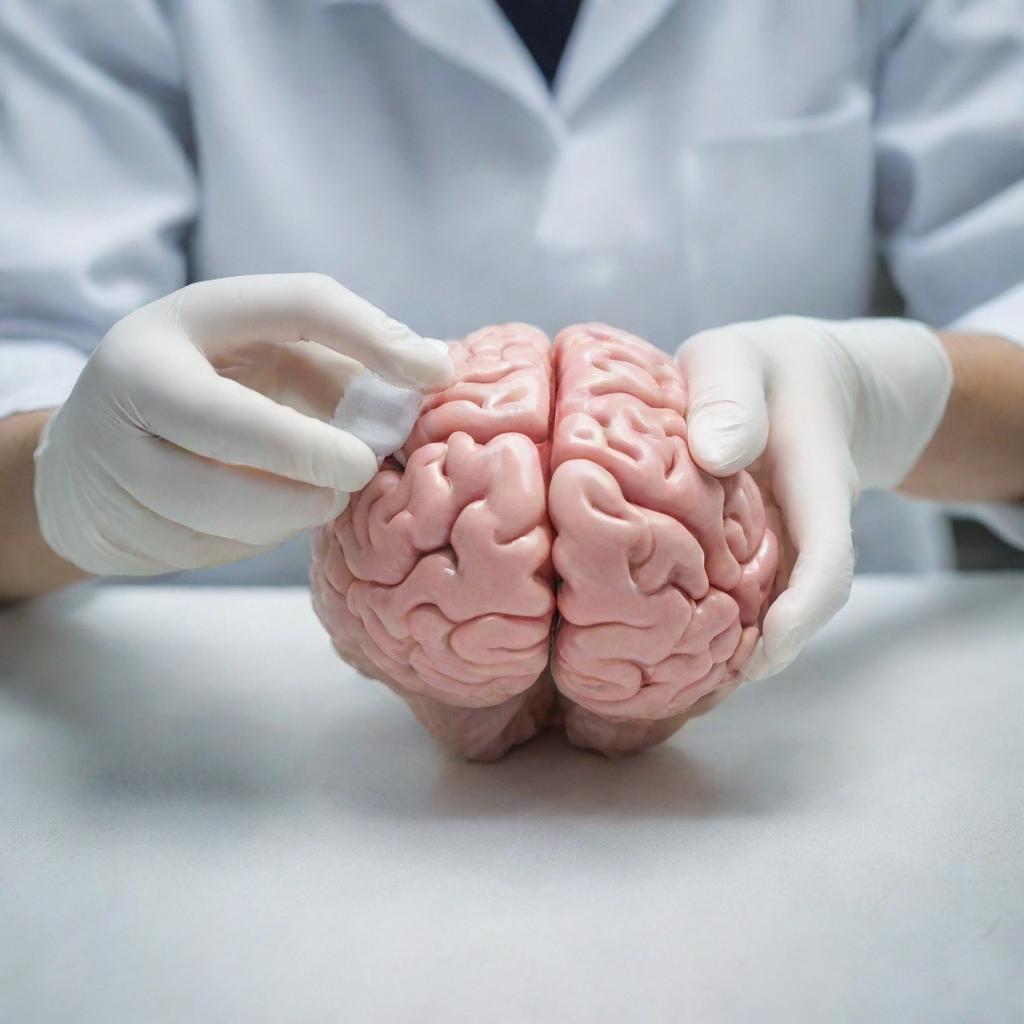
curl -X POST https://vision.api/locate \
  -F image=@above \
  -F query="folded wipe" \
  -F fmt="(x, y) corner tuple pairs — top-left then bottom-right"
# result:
(331, 370), (423, 462)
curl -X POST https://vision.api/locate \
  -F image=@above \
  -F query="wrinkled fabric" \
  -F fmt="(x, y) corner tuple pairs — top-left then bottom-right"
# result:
(311, 323), (779, 759)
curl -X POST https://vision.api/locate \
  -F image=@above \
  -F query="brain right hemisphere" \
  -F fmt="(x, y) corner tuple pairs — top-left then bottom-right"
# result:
(311, 323), (779, 760)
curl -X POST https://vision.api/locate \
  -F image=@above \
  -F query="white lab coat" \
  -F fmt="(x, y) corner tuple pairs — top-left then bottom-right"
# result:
(2, 0), (1023, 584)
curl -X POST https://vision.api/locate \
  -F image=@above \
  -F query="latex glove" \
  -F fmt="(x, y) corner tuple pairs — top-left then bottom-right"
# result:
(677, 316), (953, 680)
(34, 274), (453, 575)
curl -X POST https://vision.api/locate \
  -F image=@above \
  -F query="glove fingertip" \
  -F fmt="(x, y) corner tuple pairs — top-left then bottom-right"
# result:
(371, 334), (454, 391)
(407, 338), (455, 390)
(687, 410), (765, 476)
(322, 489), (350, 523)
(759, 595), (806, 660)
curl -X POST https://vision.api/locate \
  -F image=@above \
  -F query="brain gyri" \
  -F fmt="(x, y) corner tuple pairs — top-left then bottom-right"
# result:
(310, 323), (779, 760)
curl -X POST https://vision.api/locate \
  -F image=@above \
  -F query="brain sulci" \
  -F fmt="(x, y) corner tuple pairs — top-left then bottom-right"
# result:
(310, 323), (780, 760)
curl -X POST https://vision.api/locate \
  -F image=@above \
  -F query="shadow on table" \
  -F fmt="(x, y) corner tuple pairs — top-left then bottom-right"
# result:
(1, 577), (1010, 821)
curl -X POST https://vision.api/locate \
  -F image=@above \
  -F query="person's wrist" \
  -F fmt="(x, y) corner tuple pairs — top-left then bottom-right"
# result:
(8, 408), (52, 497)
(0, 409), (89, 601)
(828, 317), (954, 490)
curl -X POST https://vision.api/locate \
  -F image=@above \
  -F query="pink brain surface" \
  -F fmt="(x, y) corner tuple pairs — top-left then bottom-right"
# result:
(310, 323), (780, 760)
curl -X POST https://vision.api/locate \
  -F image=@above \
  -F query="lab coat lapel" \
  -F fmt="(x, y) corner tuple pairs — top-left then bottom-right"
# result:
(322, 0), (558, 129)
(556, 0), (679, 117)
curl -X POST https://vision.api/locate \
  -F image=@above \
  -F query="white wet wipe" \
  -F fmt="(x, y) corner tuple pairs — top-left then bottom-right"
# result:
(330, 370), (423, 462)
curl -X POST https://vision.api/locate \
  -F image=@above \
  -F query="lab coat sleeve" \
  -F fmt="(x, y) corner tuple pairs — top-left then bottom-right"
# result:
(0, 0), (196, 421)
(872, 0), (1024, 549)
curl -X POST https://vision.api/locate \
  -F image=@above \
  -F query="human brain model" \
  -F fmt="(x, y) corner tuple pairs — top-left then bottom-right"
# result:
(310, 324), (779, 760)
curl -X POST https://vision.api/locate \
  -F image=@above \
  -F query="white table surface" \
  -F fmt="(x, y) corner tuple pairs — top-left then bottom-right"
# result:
(1, 576), (1022, 1024)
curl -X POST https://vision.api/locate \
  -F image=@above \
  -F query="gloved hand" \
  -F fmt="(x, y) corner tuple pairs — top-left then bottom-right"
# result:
(677, 316), (953, 680)
(34, 274), (453, 575)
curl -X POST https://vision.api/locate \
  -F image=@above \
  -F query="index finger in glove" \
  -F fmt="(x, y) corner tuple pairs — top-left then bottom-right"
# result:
(128, 337), (380, 494)
(113, 435), (349, 547)
(173, 274), (454, 390)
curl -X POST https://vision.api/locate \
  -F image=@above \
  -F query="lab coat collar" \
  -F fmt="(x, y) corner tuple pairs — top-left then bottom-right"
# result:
(554, 0), (679, 117)
(320, 0), (557, 130)
(318, 0), (680, 126)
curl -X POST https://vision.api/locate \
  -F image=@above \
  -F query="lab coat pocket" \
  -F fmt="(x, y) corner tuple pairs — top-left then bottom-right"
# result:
(679, 87), (875, 331)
